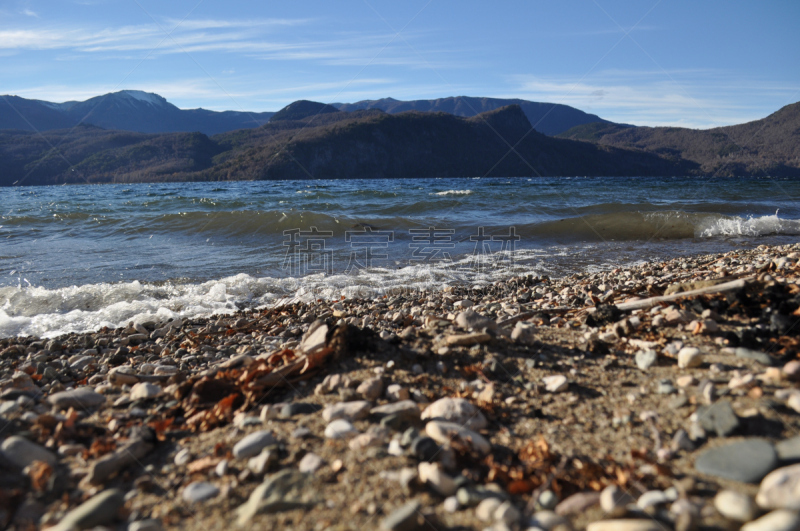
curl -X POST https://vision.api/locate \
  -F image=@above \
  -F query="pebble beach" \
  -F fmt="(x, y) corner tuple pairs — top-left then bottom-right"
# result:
(2, 242), (800, 531)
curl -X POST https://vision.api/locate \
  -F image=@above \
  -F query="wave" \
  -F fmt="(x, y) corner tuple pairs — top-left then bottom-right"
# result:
(431, 189), (473, 196)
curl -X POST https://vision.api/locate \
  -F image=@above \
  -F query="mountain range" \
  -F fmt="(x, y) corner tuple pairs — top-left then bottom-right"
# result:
(0, 91), (607, 137)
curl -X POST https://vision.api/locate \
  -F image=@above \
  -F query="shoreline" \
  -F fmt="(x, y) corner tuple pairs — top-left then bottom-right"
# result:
(0, 242), (799, 529)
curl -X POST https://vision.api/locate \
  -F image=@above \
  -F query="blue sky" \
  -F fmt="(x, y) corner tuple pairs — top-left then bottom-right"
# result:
(1, 0), (798, 128)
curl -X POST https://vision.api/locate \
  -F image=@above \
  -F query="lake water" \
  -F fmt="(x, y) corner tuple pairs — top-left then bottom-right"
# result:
(2, 176), (799, 337)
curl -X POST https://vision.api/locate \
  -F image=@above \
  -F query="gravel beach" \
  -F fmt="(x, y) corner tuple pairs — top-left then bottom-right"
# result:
(2, 243), (800, 531)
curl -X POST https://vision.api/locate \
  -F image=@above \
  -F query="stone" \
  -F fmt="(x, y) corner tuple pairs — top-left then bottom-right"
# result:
(783, 361), (800, 381)
(555, 491), (600, 516)
(599, 485), (634, 515)
(248, 449), (279, 475)
(425, 421), (491, 456)
(386, 384), (410, 401)
(381, 501), (422, 531)
(678, 347), (703, 369)
(182, 482), (220, 503)
(357, 376), (384, 400)
(778, 436), (800, 464)
(50, 489), (125, 531)
(695, 438), (777, 483)
(418, 462), (457, 496)
(233, 430), (277, 459)
(236, 470), (318, 525)
(420, 398), (488, 431)
(714, 490), (758, 522)
(476, 498), (503, 522)
(455, 309), (495, 331)
(321, 401), (371, 422)
(543, 375), (568, 393)
(586, 521), (665, 531)
(736, 348), (773, 366)
(371, 400), (420, 418)
(1, 435), (56, 467)
(494, 500), (521, 524)
(757, 464), (800, 510)
(174, 448), (191, 466)
(129, 519), (164, 531)
(411, 436), (441, 462)
(298, 452), (323, 473)
(446, 332), (491, 346)
(635, 350), (657, 370)
(537, 490), (558, 511)
(324, 419), (358, 439)
(280, 402), (322, 417)
(528, 510), (571, 530)
(47, 387), (105, 409)
(697, 400), (740, 437)
(637, 490), (669, 510)
(741, 510), (800, 531)
(130, 382), (161, 400)
(443, 496), (459, 513)
(299, 322), (328, 354)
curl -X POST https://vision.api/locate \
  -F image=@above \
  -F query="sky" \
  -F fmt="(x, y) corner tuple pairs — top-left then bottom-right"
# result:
(1, 0), (798, 128)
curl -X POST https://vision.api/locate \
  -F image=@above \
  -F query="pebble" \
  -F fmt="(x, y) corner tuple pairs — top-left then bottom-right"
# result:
(182, 482), (220, 502)
(494, 500), (521, 524)
(420, 397), (488, 430)
(324, 419), (359, 439)
(50, 489), (125, 531)
(741, 509), (800, 531)
(757, 464), (800, 510)
(232, 430), (278, 459)
(783, 360), (800, 381)
(174, 448), (191, 466)
(280, 402), (322, 417)
(128, 519), (164, 531)
(386, 384), (410, 401)
(425, 421), (491, 455)
(357, 376), (384, 400)
(47, 387), (105, 409)
(634, 350), (657, 370)
(371, 400), (420, 418)
(411, 436), (441, 462)
(418, 462), (457, 496)
(381, 500), (422, 531)
(321, 401), (371, 422)
(695, 438), (777, 483)
(736, 347), (773, 366)
(1, 435), (57, 467)
(528, 510), (571, 530)
(543, 375), (568, 393)
(215, 460), (229, 477)
(637, 490), (669, 510)
(554, 491), (600, 515)
(600, 485), (634, 515)
(298, 452), (323, 473)
(537, 490), (558, 511)
(777, 436), (800, 463)
(678, 347), (703, 369)
(129, 382), (162, 400)
(697, 400), (740, 437)
(714, 490), (759, 522)
(586, 520), (665, 531)
(476, 498), (503, 522)
(446, 332), (491, 346)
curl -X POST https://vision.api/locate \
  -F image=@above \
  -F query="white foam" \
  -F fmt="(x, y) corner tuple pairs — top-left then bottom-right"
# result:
(431, 190), (472, 196)
(697, 212), (800, 238)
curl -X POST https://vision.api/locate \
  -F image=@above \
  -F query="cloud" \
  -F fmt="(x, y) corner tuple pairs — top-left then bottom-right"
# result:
(21, 9), (38, 17)
(505, 70), (798, 128)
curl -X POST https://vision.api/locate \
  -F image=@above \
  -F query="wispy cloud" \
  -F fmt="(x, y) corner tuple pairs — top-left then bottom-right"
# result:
(21, 8), (38, 17)
(505, 70), (798, 128)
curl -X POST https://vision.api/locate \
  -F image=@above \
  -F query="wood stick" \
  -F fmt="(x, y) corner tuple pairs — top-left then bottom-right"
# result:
(614, 277), (753, 311)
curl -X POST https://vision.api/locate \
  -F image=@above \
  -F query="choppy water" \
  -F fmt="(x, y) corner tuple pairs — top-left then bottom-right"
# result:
(2, 176), (799, 338)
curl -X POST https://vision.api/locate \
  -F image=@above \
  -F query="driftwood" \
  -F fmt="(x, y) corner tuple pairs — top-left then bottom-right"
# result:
(614, 277), (752, 312)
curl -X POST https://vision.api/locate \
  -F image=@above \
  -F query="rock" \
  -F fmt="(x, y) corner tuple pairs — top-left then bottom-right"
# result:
(371, 400), (420, 418)
(741, 510), (800, 531)
(129, 519), (164, 531)
(233, 430), (277, 459)
(280, 402), (322, 417)
(697, 400), (740, 437)
(783, 361), (800, 381)
(87, 433), (153, 485)
(543, 375), (568, 393)
(411, 436), (441, 462)
(420, 398), (488, 430)
(215, 460), (228, 477)
(174, 448), (191, 466)
(635, 350), (657, 370)
(130, 382), (161, 400)
(586, 520), (665, 531)
(418, 462), (456, 496)
(321, 401), (371, 422)
(386, 384), (410, 401)
(714, 490), (759, 522)
(757, 464), (800, 510)
(494, 500), (521, 524)
(778, 436), (800, 464)
(637, 490), (669, 510)
(182, 482), (220, 503)
(381, 501), (423, 531)
(600, 485), (634, 516)
(695, 438), (777, 483)
(736, 347), (773, 366)
(455, 309), (495, 331)
(1, 435), (56, 467)
(298, 452), (323, 473)
(357, 376), (384, 400)
(236, 470), (318, 525)
(299, 322), (328, 354)
(678, 347), (703, 369)
(425, 421), (491, 455)
(248, 449), (279, 475)
(537, 490), (558, 511)
(47, 387), (105, 409)
(50, 489), (125, 531)
(443, 496), (459, 513)
(528, 510), (571, 530)
(324, 419), (358, 439)
(555, 491), (600, 516)
(446, 332), (491, 346)
(476, 498), (503, 522)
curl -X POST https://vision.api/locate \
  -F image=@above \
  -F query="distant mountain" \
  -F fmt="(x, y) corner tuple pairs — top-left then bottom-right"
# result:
(0, 90), (274, 136)
(557, 102), (800, 177)
(332, 96), (611, 136)
(270, 100), (341, 122)
(0, 101), (694, 186)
